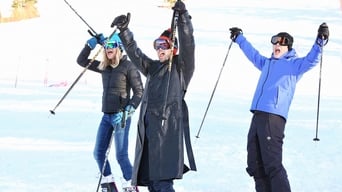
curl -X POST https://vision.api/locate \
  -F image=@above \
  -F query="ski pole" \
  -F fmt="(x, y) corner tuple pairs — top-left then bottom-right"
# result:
(162, 0), (180, 126)
(96, 129), (115, 192)
(195, 40), (233, 138)
(167, 4), (179, 72)
(49, 47), (102, 115)
(121, 110), (126, 128)
(49, 27), (118, 115)
(63, 0), (98, 36)
(313, 35), (325, 142)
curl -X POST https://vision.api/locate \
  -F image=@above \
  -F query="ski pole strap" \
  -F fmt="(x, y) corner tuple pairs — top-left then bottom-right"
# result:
(182, 99), (197, 171)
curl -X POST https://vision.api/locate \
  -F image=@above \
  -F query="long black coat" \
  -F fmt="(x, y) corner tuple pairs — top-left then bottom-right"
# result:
(119, 12), (197, 186)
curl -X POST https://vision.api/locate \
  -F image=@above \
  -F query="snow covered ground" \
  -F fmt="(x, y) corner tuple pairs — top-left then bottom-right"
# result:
(0, 0), (341, 191)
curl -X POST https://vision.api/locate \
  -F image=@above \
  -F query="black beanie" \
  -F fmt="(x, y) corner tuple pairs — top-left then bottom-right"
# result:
(276, 32), (294, 50)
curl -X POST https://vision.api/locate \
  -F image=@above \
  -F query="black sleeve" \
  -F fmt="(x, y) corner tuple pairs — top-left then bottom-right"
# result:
(76, 44), (101, 72)
(119, 29), (155, 77)
(127, 62), (144, 109)
(177, 11), (195, 88)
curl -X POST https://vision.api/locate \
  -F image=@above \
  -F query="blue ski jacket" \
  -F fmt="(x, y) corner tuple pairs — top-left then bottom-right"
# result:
(235, 35), (322, 120)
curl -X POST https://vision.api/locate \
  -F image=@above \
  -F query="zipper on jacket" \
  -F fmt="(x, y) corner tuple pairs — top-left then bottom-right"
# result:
(255, 61), (271, 108)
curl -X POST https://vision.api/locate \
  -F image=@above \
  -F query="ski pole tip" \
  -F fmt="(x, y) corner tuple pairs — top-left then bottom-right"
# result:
(313, 138), (320, 141)
(49, 110), (56, 115)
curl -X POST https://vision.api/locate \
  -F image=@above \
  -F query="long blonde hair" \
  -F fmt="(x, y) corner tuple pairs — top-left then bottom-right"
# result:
(98, 48), (123, 70)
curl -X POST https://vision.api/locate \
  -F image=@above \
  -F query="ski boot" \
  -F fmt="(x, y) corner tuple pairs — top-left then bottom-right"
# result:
(123, 186), (139, 192)
(121, 179), (139, 192)
(101, 182), (119, 192)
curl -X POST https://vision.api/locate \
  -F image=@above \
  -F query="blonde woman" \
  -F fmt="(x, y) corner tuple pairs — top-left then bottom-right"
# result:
(77, 33), (143, 192)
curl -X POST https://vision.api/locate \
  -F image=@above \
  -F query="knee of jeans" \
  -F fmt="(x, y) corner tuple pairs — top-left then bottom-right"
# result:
(93, 150), (101, 160)
(116, 153), (128, 162)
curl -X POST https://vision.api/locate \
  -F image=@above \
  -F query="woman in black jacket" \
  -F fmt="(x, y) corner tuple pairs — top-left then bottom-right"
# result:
(112, 1), (196, 191)
(77, 33), (143, 192)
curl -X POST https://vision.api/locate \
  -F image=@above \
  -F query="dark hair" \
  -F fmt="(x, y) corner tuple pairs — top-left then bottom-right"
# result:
(160, 28), (178, 51)
(276, 32), (294, 50)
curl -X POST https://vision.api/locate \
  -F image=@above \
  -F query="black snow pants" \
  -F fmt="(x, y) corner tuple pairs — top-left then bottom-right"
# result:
(246, 110), (291, 192)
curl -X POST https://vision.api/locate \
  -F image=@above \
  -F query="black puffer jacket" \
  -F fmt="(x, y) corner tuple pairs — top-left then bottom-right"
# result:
(77, 45), (143, 113)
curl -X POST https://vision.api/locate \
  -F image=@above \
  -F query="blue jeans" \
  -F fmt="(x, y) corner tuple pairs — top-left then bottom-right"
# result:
(94, 113), (133, 180)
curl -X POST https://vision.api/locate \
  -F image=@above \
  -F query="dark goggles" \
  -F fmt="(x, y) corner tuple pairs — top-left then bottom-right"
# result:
(271, 36), (290, 46)
(104, 41), (119, 49)
(153, 38), (171, 50)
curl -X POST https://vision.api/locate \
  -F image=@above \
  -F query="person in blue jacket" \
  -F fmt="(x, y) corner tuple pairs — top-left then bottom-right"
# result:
(229, 23), (329, 192)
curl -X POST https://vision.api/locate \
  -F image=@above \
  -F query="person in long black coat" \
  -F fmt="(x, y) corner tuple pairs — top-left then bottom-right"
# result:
(112, 1), (197, 191)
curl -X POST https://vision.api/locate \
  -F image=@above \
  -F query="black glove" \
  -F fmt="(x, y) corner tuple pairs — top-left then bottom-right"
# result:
(111, 13), (131, 31)
(229, 27), (243, 42)
(172, 1), (187, 14)
(316, 22), (329, 46)
(318, 22), (329, 40)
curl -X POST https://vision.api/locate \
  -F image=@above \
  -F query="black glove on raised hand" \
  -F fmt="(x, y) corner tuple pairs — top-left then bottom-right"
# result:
(172, 1), (187, 14)
(316, 22), (329, 46)
(229, 27), (243, 42)
(111, 13), (131, 32)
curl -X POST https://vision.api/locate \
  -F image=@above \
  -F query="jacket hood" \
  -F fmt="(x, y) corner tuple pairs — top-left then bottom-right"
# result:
(271, 48), (297, 59)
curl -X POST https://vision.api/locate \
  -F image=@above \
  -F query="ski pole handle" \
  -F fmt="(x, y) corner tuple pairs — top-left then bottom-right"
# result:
(88, 29), (96, 37)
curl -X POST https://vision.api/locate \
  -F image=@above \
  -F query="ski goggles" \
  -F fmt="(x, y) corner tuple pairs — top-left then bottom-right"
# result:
(153, 38), (171, 50)
(271, 35), (291, 46)
(104, 41), (120, 49)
